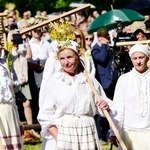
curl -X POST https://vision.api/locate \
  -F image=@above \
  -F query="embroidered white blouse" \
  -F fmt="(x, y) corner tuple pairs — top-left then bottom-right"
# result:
(38, 71), (111, 139)
(0, 63), (21, 126)
(0, 64), (16, 103)
(109, 68), (150, 136)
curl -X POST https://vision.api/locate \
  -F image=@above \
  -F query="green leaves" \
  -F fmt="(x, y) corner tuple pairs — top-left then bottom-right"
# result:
(6, 53), (13, 69)
(55, 0), (70, 9)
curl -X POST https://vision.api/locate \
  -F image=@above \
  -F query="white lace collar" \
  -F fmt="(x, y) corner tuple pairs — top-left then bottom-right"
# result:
(54, 71), (87, 85)
(132, 67), (150, 78)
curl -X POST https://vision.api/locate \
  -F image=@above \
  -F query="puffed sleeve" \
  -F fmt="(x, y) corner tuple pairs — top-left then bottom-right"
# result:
(39, 55), (61, 107)
(37, 79), (58, 139)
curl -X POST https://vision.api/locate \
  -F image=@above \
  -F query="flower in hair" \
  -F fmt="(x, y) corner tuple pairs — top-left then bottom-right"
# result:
(49, 20), (75, 41)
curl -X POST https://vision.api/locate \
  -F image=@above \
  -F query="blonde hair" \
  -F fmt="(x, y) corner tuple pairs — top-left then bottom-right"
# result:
(74, 29), (86, 56)
(84, 32), (94, 38)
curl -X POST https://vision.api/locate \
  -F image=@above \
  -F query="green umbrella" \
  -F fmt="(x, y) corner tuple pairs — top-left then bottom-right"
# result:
(88, 9), (145, 33)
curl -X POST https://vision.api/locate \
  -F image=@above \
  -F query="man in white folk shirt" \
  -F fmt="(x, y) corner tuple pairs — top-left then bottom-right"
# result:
(109, 44), (150, 150)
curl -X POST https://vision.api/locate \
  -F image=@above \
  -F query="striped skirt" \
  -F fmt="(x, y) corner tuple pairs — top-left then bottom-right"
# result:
(57, 114), (101, 150)
(0, 103), (23, 150)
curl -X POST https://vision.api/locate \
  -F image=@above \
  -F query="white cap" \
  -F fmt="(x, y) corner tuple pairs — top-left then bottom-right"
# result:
(129, 44), (149, 57)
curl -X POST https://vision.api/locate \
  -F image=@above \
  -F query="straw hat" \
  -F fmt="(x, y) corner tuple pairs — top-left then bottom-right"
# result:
(130, 21), (149, 33)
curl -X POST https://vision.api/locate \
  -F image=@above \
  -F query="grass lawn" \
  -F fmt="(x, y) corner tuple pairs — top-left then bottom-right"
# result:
(24, 140), (42, 150)
(102, 143), (116, 150)
(24, 140), (116, 150)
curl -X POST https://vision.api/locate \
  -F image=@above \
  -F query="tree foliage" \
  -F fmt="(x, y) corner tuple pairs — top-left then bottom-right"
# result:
(86, 0), (135, 13)
(51, 0), (72, 9)
(0, 0), (135, 17)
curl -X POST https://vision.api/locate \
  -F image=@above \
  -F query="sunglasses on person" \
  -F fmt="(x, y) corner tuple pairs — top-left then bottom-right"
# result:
(85, 37), (93, 41)
(33, 29), (42, 33)
(75, 34), (81, 38)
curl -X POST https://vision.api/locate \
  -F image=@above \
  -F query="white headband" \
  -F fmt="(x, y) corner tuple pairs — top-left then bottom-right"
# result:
(58, 40), (79, 54)
(129, 44), (149, 57)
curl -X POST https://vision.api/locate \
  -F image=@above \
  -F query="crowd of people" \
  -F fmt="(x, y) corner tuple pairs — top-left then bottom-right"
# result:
(0, 6), (150, 150)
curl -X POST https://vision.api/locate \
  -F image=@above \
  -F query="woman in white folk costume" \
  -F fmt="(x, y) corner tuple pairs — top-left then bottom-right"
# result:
(39, 22), (95, 108)
(39, 21), (75, 91)
(38, 40), (112, 150)
(0, 43), (23, 149)
(109, 44), (150, 150)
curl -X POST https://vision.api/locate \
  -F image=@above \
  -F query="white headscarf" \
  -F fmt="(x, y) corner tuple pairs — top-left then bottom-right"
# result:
(129, 44), (150, 57)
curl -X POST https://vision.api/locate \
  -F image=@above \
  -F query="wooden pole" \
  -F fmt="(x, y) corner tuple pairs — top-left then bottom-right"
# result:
(111, 4), (113, 10)
(35, 15), (49, 20)
(116, 40), (150, 46)
(0, 13), (7, 17)
(81, 62), (127, 150)
(0, 138), (3, 150)
(23, 123), (41, 130)
(0, 13), (7, 49)
(20, 4), (90, 34)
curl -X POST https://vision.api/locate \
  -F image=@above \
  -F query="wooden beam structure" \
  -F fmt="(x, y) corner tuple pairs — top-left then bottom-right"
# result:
(20, 4), (91, 34)
(23, 123), (41, 130)
(35, 15), (48, 20)
(116, 40), (150, 46)
(0, 13), (7, 49)
(0, 13), (7, 17)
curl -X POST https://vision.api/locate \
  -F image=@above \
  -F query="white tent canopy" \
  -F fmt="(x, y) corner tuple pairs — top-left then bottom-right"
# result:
(69, 1), (95, 8)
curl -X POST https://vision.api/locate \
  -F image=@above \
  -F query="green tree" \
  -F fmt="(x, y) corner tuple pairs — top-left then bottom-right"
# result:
(13, 0), (73, 15)
(0, 0), (135, 17)
(86, 0), (135, 13)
